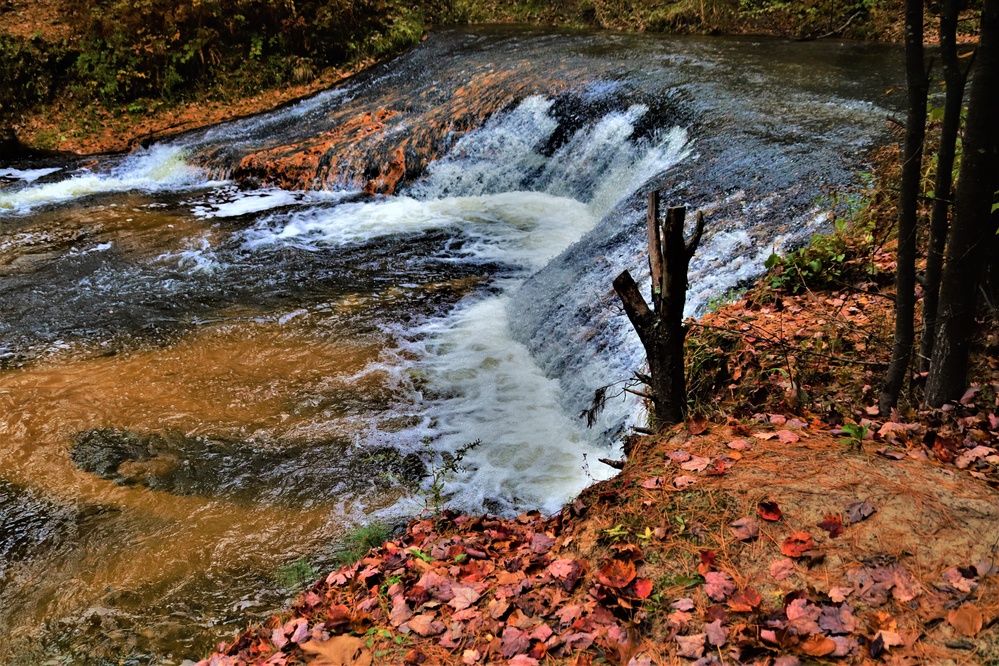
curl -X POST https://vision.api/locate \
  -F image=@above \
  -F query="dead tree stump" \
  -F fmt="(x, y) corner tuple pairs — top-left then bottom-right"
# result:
(613, 192), (704, 427)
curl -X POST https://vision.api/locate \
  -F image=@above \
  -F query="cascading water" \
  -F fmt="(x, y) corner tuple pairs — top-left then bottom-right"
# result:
(0, 26), (901, 664)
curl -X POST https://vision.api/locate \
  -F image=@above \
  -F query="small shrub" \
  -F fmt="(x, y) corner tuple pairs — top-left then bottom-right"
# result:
(275, 558), (317, 592)
(334, 522), (392, 566)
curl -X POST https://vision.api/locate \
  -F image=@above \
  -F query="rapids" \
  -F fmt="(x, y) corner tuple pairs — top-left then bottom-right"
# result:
(0, 26), (900, 664)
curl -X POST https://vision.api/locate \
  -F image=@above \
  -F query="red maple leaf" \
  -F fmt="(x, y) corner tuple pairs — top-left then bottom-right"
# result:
(817, 514), (844, 538)
(758, 501), (783, 521)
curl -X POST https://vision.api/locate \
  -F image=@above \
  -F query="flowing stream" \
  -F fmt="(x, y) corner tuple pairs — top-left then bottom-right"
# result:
(0, 27), (900, 665)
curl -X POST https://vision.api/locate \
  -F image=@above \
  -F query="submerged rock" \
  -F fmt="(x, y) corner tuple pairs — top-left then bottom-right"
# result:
(71, 428), (426, 503)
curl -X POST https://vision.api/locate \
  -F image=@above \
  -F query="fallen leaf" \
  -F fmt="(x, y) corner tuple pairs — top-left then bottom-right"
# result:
(639, 477), (664, 489)
(845, 500), (876, 524)
(667, 450), (692, 463)
(758, 501), (783, 521)
(776, 429), (800, 444)
(406, 614), (445, 637)
(596, 558), (637, 589)
(800, 635), (836, 657)
(689, 415), (709, 435)
(671, 598), (696, 612)
(773, 657), (801, 666)
(729, 517), (759, 541)
(301, 636), (373, 666)
(462, 649), (481, 664)
(781, 532), (815, 558)
(942, 566), (979, 593)
(675, 633), (705, 659)
(770, 558), (795, 581)
(632, 578), (653, 599)
(501, 626), (531, 658)
(948, 603), (983, 637)
(816, 514), (844, 538)
(705, 619), (728, 647)
(728, 439), (752, 450)
(727, 587), (762, 612)
(703, 571), (735, 601)
(448, 585), (481, 611)
(673, 475), (697, 489)
(508, 655), (539, 666)
(681, 456), (711, 472)
(828, 586), (852, 603)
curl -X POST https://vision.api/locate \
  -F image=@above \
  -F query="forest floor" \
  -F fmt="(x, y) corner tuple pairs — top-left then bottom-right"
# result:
(195, 149), (999, 665)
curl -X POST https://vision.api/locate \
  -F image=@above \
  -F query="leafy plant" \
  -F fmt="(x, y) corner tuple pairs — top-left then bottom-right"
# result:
(421, 437), (481, 519)
(839, 422), (869, 450)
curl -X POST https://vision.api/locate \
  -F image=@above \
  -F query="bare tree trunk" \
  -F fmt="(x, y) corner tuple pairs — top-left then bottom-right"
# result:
(926, 0), (999, 406)
(920, 0), (973, 372)
(614, 193), (704, 427)
(880, 0), (929, 415)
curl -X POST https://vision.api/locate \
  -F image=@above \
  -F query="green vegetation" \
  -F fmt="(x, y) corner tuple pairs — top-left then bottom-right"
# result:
(1, 0), (907, 136)
(275, 557), (318, 592)
(333, 522), (392, 566)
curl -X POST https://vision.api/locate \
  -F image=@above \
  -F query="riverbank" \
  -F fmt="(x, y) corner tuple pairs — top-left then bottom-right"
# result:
(0, 0), (920, 156)
(196, 157), (999, 664)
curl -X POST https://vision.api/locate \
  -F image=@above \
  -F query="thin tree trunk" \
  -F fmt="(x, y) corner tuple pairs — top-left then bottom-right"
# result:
(926, 0), (999, 406)
(920, 0), (972, 372)
(881, 0), (930, 414)
(614, 194), (704, 427)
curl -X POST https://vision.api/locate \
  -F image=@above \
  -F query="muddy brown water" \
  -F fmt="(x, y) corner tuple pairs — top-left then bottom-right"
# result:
(0, 26), (901, 664)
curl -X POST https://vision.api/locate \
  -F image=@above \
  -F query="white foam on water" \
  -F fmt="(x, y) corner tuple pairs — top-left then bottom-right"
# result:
(0, 167), (62, 183)
(0, 145), (211, 216)
(408, 296), (616, 515)
(192, 189), (303, 219)
(155, 236), (223, 275)
(240, 95), (693, 514)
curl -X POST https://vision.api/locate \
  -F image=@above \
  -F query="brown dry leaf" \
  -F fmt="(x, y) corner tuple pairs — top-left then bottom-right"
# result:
(448, 585), (481, 611)
(680, 455), (711, 472)
(727, 587), (762, 612)
(501, 626), (531, 658)
(781, 533), (815, 558)
(758, 501), (783, 521)
(948, 603), (983, 637)
(770, 557), (795, 581)
(689, 415), (709, 435)
(800, 634), (836, 657)
(845, 500), (876, 524)
(705, 619), (728, 647)
(704, 571), (736, 601)
(776, 429), (800, 444)
(407, 614), (446, 637)
(639, 476), (663, 489)
(675, 633), (705, 659)
(728, 438), (752, 450)
(596, 558), (637, 589)
(729, 517), (759, 541)
(673, 475), (697, 489)
(301, 636), (373, 666)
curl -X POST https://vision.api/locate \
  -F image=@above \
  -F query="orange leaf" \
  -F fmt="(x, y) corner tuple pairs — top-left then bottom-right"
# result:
(689, 415), (709, 435)
(596, 558), (636, 589)
(632, 578), (653, 599)
(781, 532), (815, 558)
(800, 634), (836, 657)
(727, 587), (763, 612)
(948, 603), (983, 637)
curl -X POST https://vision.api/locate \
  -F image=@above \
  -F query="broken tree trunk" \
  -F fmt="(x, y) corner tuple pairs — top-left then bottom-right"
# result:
(613, 192), (704, 427)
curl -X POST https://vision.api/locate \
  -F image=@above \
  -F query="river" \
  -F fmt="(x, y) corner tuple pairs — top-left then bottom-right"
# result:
(0, 26), (900, 665)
